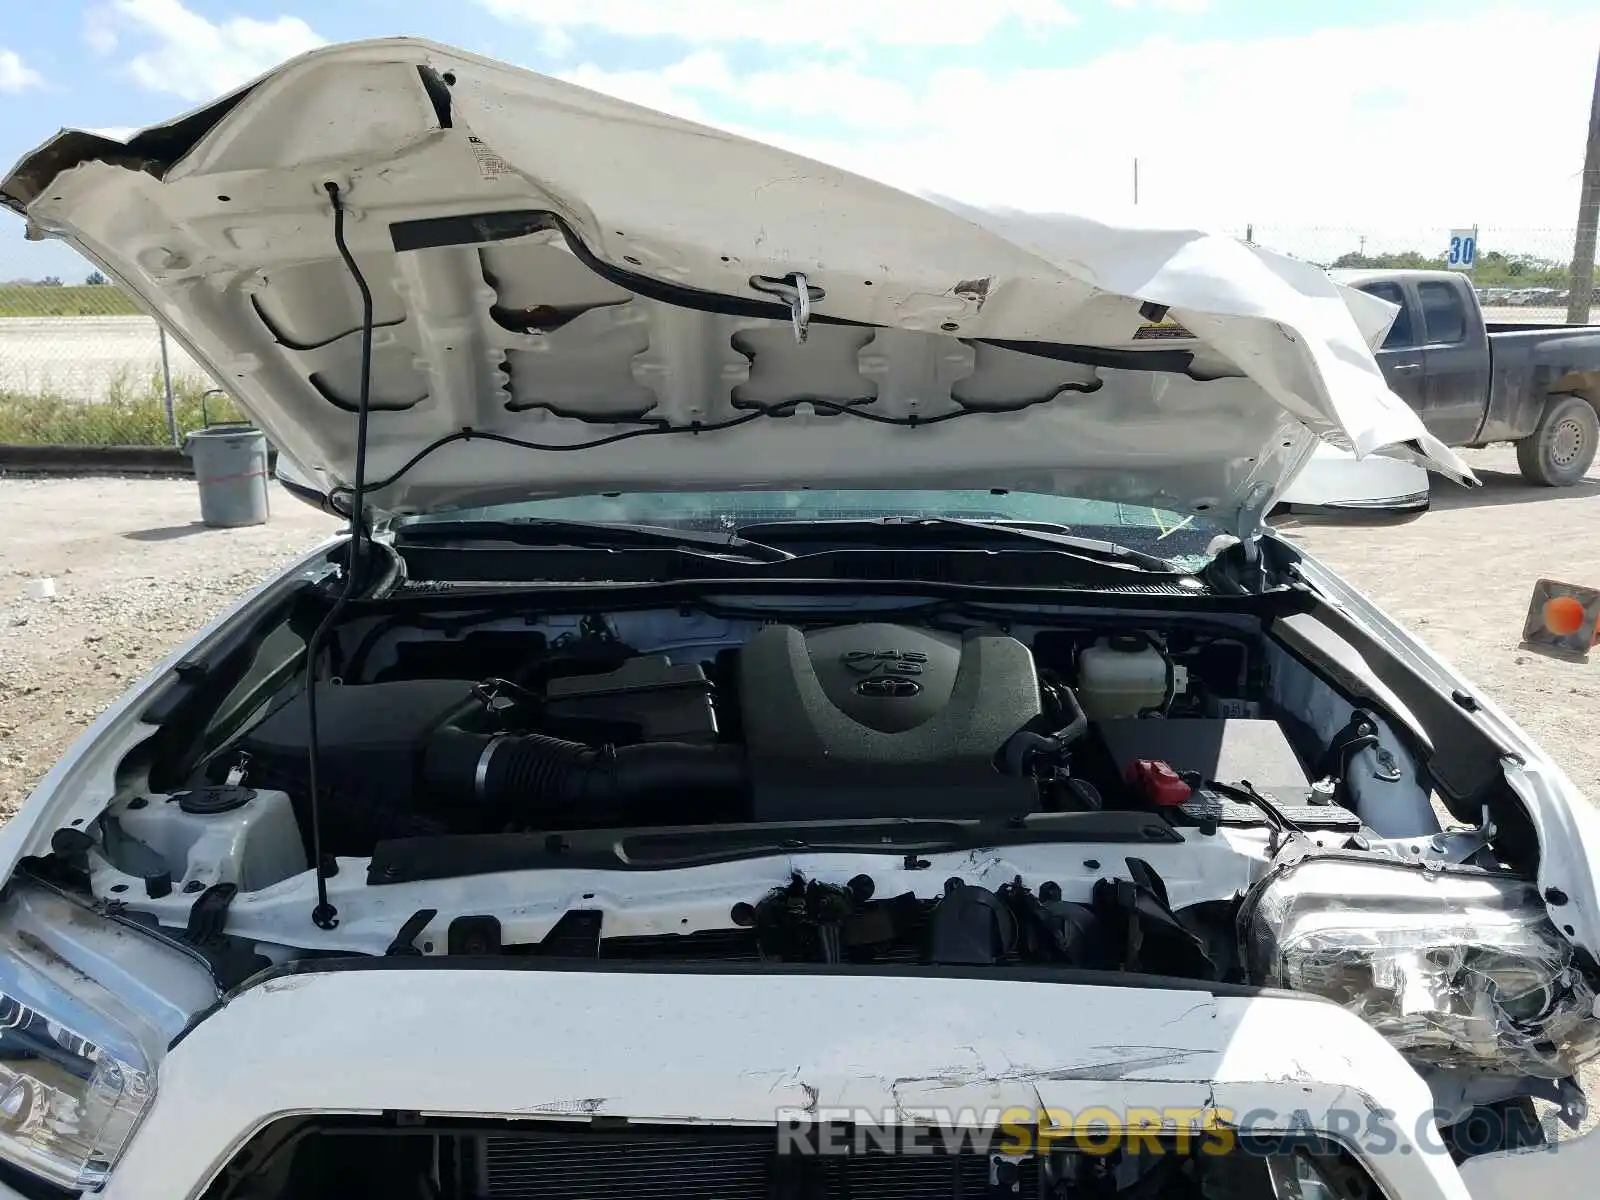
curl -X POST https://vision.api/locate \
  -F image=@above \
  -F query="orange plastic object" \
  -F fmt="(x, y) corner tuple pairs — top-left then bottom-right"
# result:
(1522, 579), (1600, 658)
(1544, 595), (1586, 637)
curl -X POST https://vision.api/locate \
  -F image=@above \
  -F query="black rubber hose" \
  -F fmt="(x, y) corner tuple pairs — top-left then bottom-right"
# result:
(1043, 675), (1089, 746)
(424, 728), (746, 825)
(999, 677), (1088, 775)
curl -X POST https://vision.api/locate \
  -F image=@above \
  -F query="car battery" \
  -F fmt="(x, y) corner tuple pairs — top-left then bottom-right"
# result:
(1121, 752), (1361, 833)
(1093, 717), (1311, 795)
(1169, 786), (1362, 833)
(1097, 717), (1361, 832)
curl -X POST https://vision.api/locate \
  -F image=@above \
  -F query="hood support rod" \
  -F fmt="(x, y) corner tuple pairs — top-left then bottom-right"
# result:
(303, 181), (376, 931)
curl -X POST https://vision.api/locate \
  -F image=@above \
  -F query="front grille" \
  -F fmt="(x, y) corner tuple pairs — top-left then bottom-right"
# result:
(840, 1151), (1011, 1200)
(485, 1131), (772, 1200)
(211, 1114), (1376, 1200)
(482, 1127), (1039, 1200)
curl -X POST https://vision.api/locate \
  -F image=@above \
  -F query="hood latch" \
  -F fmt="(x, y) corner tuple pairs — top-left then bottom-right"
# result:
(751, 271), (824, 344)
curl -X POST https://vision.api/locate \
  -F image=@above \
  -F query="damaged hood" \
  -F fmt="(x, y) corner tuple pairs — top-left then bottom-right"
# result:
(2, 37), (1472, 528)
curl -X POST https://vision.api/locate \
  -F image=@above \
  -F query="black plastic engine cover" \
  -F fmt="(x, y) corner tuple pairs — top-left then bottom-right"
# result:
(738, 623), (1042, 820)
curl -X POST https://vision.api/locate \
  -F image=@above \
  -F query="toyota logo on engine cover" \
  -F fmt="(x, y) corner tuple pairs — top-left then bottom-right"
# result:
(855, 676), (922, 698)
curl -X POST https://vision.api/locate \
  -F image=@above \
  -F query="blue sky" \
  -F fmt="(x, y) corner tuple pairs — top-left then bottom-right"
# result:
(2, 0), (1598, 279)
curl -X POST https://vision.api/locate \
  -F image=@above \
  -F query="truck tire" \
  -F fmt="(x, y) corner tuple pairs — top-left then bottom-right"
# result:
(1516, 394), (1598, 486)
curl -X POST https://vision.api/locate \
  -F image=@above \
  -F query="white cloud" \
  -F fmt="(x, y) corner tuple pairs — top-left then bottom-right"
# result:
(539, 25), (576, 60)
(1111, 0), (1210, 12)
(105, 0), (325, 102)
(483, 0), (1076, 49)
(0, 48), (44, 93)
(563, 49), (925, 132)
(85, 22), (119, 56)
(557, 9), (1600, 249)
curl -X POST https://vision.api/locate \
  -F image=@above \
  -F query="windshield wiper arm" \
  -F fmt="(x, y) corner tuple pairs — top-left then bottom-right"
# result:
(394, 518), (793, 563)
(737, 516), (1181, 572)
(898, 516), (1183, 571)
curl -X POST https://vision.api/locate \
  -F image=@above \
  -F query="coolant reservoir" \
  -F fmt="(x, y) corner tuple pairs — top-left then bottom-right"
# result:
(1077, 636), (1167, 719)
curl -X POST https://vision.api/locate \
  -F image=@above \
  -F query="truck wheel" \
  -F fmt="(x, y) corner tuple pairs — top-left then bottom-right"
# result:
(1516, 394), (1599, 486)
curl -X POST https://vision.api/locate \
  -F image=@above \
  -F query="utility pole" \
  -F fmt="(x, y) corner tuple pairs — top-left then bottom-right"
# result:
(1567, 44), (1600, 325)
(1133, 158), (1139, 206)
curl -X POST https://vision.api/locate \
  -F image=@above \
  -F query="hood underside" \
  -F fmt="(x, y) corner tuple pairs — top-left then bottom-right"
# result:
(2, 37), (1473, 526)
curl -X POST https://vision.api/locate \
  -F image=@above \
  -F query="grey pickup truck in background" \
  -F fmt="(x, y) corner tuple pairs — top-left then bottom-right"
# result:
(1332, 268), (1600, 485)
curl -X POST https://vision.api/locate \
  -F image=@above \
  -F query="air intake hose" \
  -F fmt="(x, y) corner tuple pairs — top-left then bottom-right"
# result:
(423, 728), (747, 825)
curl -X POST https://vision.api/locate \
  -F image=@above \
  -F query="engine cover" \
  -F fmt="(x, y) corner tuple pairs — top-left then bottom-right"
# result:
(738, 623), (1043, 821)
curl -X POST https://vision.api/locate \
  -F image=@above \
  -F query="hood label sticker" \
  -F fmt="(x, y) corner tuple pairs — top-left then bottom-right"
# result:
(467, 135), (515, 179)
(1132, 317), (1195, 341)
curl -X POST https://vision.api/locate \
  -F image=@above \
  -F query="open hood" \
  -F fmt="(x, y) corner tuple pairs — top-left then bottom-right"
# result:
(2, 37), (1472, 532)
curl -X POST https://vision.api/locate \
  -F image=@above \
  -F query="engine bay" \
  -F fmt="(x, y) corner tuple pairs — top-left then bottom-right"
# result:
(201, 613), (1359, 853)
(34, 595), (1595, 1116)
(73, 604), (1420, 976)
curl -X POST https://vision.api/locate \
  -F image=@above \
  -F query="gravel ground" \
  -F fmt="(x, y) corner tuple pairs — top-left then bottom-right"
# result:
(0, 477), (338, 814)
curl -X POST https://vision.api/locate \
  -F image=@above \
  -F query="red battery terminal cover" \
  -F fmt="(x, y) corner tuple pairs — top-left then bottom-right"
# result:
(1127, 759), (1192, 807)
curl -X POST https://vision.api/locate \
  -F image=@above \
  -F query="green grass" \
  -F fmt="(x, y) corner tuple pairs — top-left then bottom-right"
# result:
(0, 284), (143, 318)
(0, 370), (247, 446)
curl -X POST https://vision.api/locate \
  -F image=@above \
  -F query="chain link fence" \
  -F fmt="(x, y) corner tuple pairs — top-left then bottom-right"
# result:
(0, 269), (243, 449)
(1, 228), (1595, 448)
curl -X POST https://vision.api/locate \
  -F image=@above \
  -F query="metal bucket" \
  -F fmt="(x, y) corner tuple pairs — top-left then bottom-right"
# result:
(183, 425), (271, 528)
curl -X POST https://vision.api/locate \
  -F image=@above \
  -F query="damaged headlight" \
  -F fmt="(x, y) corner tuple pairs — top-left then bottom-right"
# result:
(0, 928), (157, 1189)
(1242, 854), (1600, 1077)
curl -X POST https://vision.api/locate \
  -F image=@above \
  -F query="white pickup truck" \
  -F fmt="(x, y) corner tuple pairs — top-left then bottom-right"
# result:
(0, 36), (1596, 1200)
